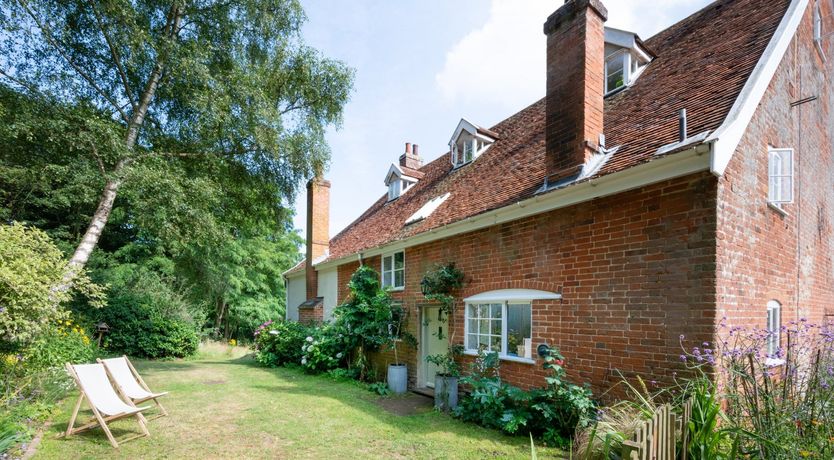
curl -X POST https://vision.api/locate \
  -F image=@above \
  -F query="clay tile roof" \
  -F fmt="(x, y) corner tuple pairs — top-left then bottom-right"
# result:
(283, 259), (306, 276)
(399, 166), (425, 179)
(324, 0), (791, 264)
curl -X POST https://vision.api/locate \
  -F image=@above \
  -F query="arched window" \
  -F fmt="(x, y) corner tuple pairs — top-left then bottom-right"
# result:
(766, 300), (781, 357)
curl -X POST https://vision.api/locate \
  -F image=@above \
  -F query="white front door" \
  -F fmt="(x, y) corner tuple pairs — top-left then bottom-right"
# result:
(422, 306), (448, 388)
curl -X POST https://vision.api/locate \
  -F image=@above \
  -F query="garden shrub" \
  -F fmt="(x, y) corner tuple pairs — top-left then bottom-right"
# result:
(91, 265), (200, 359)
(300, 323), (349, 373)
(0, 223), (104, 348)
(98, 299), (199, 359)
(253, 320), (311, 367)
(455, 348), (595, 448)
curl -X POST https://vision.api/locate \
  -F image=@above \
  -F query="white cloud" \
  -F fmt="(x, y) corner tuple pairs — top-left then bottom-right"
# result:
(435, 0), (712, 110)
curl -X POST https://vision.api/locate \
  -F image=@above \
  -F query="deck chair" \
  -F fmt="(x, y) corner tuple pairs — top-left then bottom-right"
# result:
(99, 356), (169, 421)
(64, 363), (150, 448)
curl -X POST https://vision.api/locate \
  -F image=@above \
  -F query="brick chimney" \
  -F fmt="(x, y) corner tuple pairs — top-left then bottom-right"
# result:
(399, 142), (423, 170)
(305, 177), (330, 300)
(543, 0), (607, 184)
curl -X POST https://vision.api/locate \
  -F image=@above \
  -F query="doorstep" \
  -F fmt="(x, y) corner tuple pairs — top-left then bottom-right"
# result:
(411, 387), (434, 399)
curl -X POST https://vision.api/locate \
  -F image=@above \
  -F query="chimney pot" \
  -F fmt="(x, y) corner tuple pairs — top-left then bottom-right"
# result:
(405, 142), (412, 154)
(413, 144), (419, 156)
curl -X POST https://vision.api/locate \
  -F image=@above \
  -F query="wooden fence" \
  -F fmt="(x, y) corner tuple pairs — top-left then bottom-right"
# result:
(621, 399), (693, 460)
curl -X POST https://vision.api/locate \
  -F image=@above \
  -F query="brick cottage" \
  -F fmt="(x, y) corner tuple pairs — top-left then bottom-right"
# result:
(285, 0), (834, 392)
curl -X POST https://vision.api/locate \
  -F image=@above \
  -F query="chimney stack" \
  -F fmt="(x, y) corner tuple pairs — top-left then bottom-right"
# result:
(305, 177), (330, 300)
(399, 141), (423, 169)
(543, 0), (607, 184)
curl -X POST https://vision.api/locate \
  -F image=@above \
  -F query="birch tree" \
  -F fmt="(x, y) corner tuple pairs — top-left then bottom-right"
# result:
(0, 0), (353, 280)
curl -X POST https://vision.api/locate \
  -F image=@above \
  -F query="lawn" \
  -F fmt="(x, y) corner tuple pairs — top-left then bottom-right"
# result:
(31, 346), (566, 459)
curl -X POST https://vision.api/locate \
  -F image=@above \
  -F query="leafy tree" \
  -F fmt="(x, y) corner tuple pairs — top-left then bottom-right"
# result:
(0, 0), (354, 280)
(0, 223), (104, 348)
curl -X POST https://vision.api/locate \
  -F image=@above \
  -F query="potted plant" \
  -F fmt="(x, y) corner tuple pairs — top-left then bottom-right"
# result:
(426, 344), (463, 410)
(386, 303), (417, 394)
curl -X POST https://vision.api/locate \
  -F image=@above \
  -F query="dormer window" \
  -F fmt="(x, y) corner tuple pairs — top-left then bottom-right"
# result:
(384, 163), (423, 201)
(603, 27), (654, 95)
(448, 118), (498, 169)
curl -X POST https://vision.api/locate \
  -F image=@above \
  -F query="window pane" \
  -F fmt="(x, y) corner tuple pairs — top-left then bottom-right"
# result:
(383, 272), (392, 287)
(478, 304), (488, 318)
(467, 334), (477, 349)
(468, 304), (478, 319)
(490, 319), (501, 335)
(490, 335), (501, 351)
(491, 303), (502, 318)
(479, 334), (489, 349)
(606, 54), (625, 91)
(468, 318), (477, 334)
(479, 319), (489, 334)
(507, 304), (532, 357)
(394, 270), (404, 288)
(394, 252), (404, 268)
(383, 256), (392, 271)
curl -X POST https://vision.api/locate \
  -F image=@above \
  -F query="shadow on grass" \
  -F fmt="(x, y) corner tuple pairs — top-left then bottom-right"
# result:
(230, 362), (528, 448)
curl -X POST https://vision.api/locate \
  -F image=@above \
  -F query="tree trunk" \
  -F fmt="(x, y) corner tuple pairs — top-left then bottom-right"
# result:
(215, 298), (227, 331)
(60, 4), (180, 281)
(67, 178), (121, 270)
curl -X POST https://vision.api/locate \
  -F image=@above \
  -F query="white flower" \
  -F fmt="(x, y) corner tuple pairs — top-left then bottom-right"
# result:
(269, 330), (279, 335)
(306, 336), (313, 342)
(338, 334), (344, 338)
(301, 358), (307, 365)
(336, 352), (343, 359)
(302, 345), (307, 352)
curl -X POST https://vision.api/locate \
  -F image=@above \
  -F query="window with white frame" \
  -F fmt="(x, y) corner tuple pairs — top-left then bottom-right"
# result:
(605, 51), (627, 94)
(465, 302), (533, 359)
(381, 251), (404, 289)
(452, 135), (485, 168)
(768, 148), (794, 206)
(766, 300), (781, 357)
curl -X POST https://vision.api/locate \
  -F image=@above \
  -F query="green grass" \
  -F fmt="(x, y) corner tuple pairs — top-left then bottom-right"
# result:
(32, 345), (566, 459)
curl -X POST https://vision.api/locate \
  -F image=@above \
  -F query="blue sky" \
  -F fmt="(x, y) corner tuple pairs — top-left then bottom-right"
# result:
(293, 0), (714, 241)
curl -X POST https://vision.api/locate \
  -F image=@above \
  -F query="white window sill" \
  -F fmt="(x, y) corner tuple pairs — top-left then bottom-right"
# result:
(767, 201), (789, 217)
(385, 286), (404, 292)
(463, 350), (536, 365)
(765, 358), (785, 367)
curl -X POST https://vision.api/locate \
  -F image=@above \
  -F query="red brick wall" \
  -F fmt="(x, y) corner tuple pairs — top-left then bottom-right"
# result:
(338, 172), (717, 392)
(716, 4), (834, 334)
(298, 305), (323, 325)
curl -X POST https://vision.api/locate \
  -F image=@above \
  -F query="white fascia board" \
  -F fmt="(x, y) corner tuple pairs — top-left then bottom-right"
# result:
(313, 145), (711, 272)
(707, 0), (809, 176)
(284, 268), (305, 279)
(449, 118), (482, 145)
(464, 289), (561, 303)
(384, 163), (404, 186)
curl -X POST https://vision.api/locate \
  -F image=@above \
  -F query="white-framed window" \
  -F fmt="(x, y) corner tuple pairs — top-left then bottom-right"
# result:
(605, 50), (627, 94)
(452, 137), (479, 168)
(387, 177), (415, 201)
(766, 300), (781, 357)
(381, 251), (404, 290)
(768, 148), (794, 205)
(465, 302), (533, 360)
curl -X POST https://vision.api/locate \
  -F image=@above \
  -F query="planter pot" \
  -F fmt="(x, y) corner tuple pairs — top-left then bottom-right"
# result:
(434, 374), (458, 411)
(387, 364), (408, 394)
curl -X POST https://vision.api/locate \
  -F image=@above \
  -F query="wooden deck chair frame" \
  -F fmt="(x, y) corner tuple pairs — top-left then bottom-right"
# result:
(64, 363), (150, 449)
(99, 356), (169, 421)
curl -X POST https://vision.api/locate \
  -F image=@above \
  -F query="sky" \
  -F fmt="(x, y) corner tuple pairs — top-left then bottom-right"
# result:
(293, 0), (715, 242)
